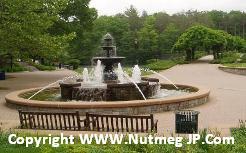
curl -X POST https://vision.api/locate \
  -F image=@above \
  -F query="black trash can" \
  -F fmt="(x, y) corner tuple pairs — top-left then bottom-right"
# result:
(0, 71), (5, 80)
(175, 110), (200, 134)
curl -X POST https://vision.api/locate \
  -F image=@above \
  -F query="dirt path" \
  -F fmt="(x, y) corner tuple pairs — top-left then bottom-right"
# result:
(0, 56), (245, 135)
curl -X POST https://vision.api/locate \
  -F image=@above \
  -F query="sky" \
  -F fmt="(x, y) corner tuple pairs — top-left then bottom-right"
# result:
(89, 0), (246, 16)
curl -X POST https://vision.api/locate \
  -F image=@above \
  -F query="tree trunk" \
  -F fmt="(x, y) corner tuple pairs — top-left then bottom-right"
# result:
(10, 54), (13, 70)
(217, 51), (220, 59)
(191, 49), (195, 60)
(213, 50), (217, 59)
(41, 58), (45, 65)
(186, 50), (191, 61)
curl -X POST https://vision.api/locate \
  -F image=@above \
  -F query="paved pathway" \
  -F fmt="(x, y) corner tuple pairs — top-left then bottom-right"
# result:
(0, 56), (245, 135)
(152, 55), (246, 135)
(0, 70), (75, 129)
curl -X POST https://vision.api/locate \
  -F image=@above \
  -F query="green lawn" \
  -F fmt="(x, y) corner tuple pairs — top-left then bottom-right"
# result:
(0, 124), (245, 153)
(144, 60), (177, 71)
(223, 63), (246, 68)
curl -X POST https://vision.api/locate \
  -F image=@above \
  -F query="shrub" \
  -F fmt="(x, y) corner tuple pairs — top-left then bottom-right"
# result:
(66, 59), (80, 70)
(240, 54), (246, 63)
(195, 51), (207, 59)
(219, 51), (241, 64)
(30, 63), (55, 71)
(171, 54), (187, 64)
(0, 63), (27, 72)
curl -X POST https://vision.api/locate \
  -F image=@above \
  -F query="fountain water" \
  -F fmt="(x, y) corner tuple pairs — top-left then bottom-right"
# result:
(93, 60), (103, 83)
(116, 63), (127, 83)
(142, 68), (179, 89)
(132, 65), (141, 83)
(83, 68), (90, 83)
(28, 74), (80, 100)
(122, 72), (147, 100)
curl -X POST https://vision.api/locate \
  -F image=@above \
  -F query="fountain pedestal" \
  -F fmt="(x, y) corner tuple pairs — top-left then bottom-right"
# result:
(92, 33), (125, 83)
(60, 82), (81, 100)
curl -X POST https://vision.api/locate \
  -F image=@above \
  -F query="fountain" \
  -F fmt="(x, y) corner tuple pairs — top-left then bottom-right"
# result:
(59, 33), (160, 101)
(5, 33), (210, 115)
(92, 33), (125, 82)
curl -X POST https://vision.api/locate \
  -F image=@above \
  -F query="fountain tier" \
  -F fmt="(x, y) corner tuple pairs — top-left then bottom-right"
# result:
(92, 33), (125, 82)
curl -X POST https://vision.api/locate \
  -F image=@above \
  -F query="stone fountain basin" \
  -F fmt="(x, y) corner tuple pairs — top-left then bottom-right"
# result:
(5, 84), (210, 115)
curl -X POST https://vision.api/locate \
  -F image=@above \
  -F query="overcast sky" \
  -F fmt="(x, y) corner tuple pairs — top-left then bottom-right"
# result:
(90, 0), (246, 16)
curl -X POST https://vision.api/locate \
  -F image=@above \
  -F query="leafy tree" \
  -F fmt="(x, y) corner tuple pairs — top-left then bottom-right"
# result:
(204, 29), (227, 59)
(138, 16), (159, 63)
(124, 5), (143, 32)
(173, 25), (209, 61)
(0, 0), (74, 68)
(158, 23), (181, 55)
(48, 0), (97, 64)
(173, 25), (231, 60)
(154, 12), (170, 33)
(231, 36), (245, 52)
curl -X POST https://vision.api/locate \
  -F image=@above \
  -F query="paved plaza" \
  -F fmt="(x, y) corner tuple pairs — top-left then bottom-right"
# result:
(0, 56), (245, 135)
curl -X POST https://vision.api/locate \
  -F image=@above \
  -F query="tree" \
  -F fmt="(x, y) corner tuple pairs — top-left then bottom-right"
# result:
(124, 5), (143, 32)
(153, 12), (170, 33)
(173, 25), (209, 61)
(158, 23), (180, 55)
(173, 25), (230, 60)
(204, 29), (227, 59)
(48, 0), (97, 63)
(138, 16), (159, 63)
(0, 0), (74, 68)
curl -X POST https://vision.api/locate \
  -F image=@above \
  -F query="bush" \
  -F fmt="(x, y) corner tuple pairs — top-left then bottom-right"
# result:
(240, 54), (246, 63)
(218, 51), (241, 64)
(171, 55), (188, 64)
(0, 63), (27, 72)
(145, 60), (177, 71)
(195, 51), (207, 59)
(66, 59), (80, 70)
(30, 63), (55, 71)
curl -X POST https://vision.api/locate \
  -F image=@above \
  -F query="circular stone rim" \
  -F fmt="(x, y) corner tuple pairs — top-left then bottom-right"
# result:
(5, 84), (210, 109)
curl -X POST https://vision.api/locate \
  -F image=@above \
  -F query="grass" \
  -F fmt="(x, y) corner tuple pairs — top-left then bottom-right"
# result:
(20, 88), (61, 101)
(144, 60), (177, 71)
(0, 122), (245, 153)
(223, 63), (246, 68)
(210, 51), (246, 68)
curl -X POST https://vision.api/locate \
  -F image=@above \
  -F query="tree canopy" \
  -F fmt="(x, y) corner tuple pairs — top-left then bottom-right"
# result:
(0, 2), (245, 69)
(173, 25), (245, 60)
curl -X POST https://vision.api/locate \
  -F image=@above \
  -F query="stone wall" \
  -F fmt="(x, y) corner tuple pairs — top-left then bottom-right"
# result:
(6, 84), (209, 115)
(219, 66), (246, 76)
(7, 96), (208, 115)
